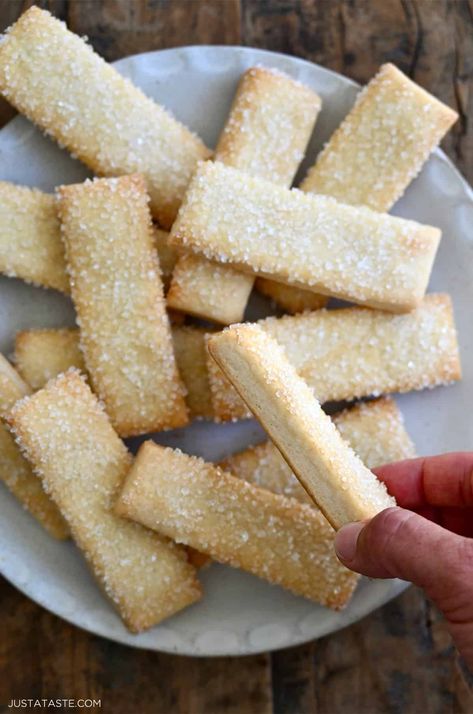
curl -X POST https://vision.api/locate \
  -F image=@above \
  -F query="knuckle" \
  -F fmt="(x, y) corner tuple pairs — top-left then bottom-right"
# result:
(361, 507), (412, 574)
(457, 537), (473, 573)
(432, 536), (473, 617)
(368, 507), (410, 544)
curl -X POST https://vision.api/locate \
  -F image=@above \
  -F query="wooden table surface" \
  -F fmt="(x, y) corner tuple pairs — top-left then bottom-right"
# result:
(0, 1), (472, 712)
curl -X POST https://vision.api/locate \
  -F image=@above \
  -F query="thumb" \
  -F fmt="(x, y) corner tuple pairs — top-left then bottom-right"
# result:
(334, 507), (473, 611)
(335, 507), (473, 667)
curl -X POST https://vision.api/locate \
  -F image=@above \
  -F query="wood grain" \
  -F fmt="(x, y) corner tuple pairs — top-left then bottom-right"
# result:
(242, 0), (473, 184)
(0, 1), (472, 713)
(272, 587), (473, 714)
(0, 577), (272, 714)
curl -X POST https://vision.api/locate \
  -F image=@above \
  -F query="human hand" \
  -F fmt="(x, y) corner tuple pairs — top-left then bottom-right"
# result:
(334, 453), (473, 668)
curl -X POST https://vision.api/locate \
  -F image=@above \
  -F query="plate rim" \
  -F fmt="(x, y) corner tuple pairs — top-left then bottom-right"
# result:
(0, 556), (410, 656)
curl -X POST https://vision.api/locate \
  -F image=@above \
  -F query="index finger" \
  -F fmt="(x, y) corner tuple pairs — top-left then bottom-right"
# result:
(373, 452), (473, 508)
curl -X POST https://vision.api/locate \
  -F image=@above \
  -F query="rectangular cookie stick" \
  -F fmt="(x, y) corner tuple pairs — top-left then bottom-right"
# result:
(221, 398), (416, 506)
(0, 181), (68, 293)
(168, 254), (255, 325)
(301, 63), (458, 211)
(14, 325), (213, 420)
(208, 324), (396, 528)
(116, 441), (359, 609)
(167, 67), (322, 324)
(0, 353), (68, 539)
(58, 175), (188, 437)
(171, 325), (214, 420)
(169, 161), (441, 312)
(207, 293), (461, 421)
(215, 67), (321, 184)
(254, 278), (328, 315)
(0, 7), (210, 228)
(14, 328), (86, 390)
(8, 371), (201, 632)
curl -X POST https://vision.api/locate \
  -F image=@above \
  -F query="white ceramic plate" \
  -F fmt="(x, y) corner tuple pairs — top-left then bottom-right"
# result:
(0, 46), (471, 657)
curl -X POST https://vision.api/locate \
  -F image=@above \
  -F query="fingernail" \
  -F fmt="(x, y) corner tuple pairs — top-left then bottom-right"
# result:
(335, 522), (365, 563)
